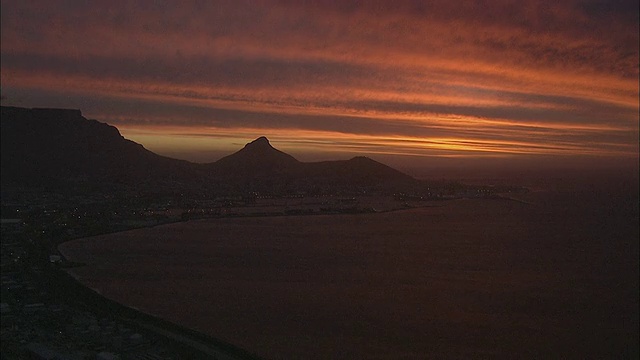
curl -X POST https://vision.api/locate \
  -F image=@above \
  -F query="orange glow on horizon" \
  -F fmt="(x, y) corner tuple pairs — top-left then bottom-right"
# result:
(2, 1), (638, 167)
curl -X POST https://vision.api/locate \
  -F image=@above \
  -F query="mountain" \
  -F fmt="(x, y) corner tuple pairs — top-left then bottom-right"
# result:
(1, 106), (418, 195)
(302, 156), (414, 185)
(0, 106), (198, 189)
(211, 136), (299, 177)
(206, 136), (416, 193)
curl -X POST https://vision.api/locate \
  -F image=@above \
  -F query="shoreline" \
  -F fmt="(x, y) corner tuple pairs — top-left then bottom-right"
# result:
(54, 200), (457, 358)
(53, 191), (639, 358)
(48, 262), (263, 360)
(54, 195), (530, 359)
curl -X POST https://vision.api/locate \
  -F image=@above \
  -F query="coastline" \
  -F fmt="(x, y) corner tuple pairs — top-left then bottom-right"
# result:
(49, 258), (263, 360)
(56, 240), (263, 360)
(55, 191), (638, 358)
(54, 195), (525, 359)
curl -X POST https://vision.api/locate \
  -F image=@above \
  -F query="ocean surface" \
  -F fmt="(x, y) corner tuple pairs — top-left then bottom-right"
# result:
(59, 186), (639, 359)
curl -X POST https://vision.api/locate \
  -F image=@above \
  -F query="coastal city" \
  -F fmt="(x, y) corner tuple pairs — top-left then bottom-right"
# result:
(1, 183), (520, 359)
(1, 0), (637, 356)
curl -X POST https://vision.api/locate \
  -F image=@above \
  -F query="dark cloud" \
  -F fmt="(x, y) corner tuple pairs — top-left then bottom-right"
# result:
(579, 0), (640, 23)
(0, 51), (382, 90)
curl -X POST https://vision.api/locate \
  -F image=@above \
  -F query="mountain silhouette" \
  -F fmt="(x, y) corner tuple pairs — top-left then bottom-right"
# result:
(1, 106), (198, 188)
(1, 106), (418, 195)
(211, 136), (300, 178)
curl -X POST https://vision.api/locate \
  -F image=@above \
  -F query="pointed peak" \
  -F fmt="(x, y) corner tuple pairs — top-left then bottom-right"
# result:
(246, 136), (271, 147)
(215, 135), (299, 168)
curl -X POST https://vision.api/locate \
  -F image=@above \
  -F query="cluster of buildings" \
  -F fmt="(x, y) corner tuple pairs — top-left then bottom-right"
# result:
(0, 211), (211, 359)
(1, 286), (179, 359)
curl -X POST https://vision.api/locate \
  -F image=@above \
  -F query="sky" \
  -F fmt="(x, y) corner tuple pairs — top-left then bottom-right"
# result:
(1, 0), (638, 175)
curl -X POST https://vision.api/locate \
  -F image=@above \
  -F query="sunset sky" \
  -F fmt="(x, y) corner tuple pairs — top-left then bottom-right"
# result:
(1, 0), (638, 173)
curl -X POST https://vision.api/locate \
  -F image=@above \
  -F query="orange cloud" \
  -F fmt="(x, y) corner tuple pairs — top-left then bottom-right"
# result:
(1, 0), (638, 167)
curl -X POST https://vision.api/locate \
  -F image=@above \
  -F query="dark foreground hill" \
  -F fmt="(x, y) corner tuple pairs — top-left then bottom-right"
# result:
(1, 106), (200, 190)
(1, 106), (419, 196)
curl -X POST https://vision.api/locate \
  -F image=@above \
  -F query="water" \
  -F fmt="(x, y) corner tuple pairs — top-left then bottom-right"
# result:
(59, 189), (639, 359)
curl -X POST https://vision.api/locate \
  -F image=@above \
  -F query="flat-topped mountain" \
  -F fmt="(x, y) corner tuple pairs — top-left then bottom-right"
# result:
(1, 106), (197, 188)
(1, 106), (419, 195)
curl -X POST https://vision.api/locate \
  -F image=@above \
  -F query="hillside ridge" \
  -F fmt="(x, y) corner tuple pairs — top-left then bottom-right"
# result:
(1, 106), (418, 195)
